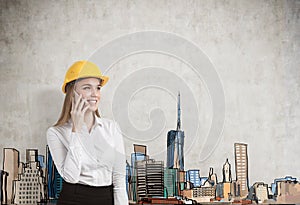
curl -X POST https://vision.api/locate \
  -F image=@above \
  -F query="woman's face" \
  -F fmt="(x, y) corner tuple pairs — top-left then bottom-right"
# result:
(74, 78), (101, 112)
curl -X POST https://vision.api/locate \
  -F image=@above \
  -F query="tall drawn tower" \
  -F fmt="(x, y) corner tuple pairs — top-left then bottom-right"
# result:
(234, 143), (249, 198)
(167, 92), (185, 171)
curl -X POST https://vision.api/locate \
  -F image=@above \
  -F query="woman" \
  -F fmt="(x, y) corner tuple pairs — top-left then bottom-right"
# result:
(47, 60), (128, 205)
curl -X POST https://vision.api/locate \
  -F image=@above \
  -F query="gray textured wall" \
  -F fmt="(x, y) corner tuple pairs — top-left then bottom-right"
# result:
(0, 0), (299, 185)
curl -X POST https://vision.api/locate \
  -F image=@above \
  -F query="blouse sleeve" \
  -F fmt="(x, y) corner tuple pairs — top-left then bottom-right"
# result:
(46, 127), (83, 183)
(112, 122), (129, 205)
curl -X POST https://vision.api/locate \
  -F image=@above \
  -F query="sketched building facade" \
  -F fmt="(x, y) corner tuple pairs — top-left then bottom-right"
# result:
(130, 144), (147, 202)
(135, 159), (164, 201)
(182, 186), (216, 203)
(253, 182), (269, 203)
(2, 148), (19, 204)
(1, 170), (8, 204)
(13, 163), (41, 204)
(203, 167), (218, 187)
(275, 178), (300, 204)
(271, 176), (297, 196)
(223, 158), (232, 183)
(13, 149), (45, 204)
(222, 159), (232, 200)
(234, 143), (249, 198)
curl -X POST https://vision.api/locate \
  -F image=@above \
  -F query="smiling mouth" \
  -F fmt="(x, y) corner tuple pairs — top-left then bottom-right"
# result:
(87, 100), (97, 104)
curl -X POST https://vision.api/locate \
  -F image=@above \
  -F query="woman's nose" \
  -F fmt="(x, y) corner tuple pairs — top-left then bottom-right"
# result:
(91, 87), (99, 97)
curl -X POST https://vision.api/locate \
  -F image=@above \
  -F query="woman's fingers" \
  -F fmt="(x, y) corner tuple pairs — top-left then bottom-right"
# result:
(78, 98), (87, 111)
(72, 93), (89, 115)
(82, 103), (90, 114)
(73, 93), (88, 112)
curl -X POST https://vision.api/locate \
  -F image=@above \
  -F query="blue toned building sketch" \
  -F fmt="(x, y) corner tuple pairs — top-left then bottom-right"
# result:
(167, 92), (185, 171)
(186, 169), (201, 188)
(38, 155), (45, 169)
(38, 154), (46, 199)
(46, 146), (63, 199)
(126, 160), (132, 196)
(167, 131), (184, 171)
(131, 152), (146, 169)
(200, 177), (208, 186)
(164, 168), (178, 197)
(271, 176), (297, 196)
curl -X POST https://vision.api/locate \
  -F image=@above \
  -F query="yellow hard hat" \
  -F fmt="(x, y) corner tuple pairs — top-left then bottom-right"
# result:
(62, 60), (109, 93)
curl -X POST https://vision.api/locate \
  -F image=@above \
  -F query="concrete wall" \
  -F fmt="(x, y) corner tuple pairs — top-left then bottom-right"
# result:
(0, 0), (299, 185)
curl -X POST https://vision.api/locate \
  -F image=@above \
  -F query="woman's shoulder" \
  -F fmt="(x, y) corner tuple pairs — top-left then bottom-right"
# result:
(96, 117), (121, 132)
(96, 117), (118, 126)
(47, 122), (72, 135)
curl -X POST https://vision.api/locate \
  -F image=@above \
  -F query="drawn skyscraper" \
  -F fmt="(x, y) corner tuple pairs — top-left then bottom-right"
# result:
(222, 158), (232, 200)
(223, 158), (232, 183)
(186, 169), (201, 187)
(46, 146), (63, 199)
(131, 144), (147, 202)
(14, 149), (44, 204)
(2, 148), (19, 204)
(135, 159), (164, 200)
(167, 92), (184, 171)
(234, 143), (249, 198)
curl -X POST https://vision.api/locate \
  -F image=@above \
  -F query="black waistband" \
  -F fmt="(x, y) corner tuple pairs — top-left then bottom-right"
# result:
(59, 181), (114, 204)
(62, 181), (113, 195)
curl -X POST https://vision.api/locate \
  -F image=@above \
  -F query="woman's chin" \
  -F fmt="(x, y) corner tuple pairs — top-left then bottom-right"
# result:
(88, 106), (98, 112)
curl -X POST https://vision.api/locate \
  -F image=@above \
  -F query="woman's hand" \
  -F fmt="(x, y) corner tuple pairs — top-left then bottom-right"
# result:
(71, 91), (90, 132)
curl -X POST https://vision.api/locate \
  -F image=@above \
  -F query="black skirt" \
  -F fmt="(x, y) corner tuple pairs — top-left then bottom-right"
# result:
(57, 181), (114, 205)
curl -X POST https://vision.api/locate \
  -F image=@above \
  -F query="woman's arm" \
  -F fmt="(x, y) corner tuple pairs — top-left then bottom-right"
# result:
(47, 127), (83, 183)
(46, 90), (90, 182)
(112, 122), (129, 205)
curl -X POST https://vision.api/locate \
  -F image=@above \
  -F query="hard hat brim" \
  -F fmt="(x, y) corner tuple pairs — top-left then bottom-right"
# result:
(62, 75), (109, 94)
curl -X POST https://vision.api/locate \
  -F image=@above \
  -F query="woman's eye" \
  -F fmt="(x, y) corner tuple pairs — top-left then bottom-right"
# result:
(83, 87), (90, 90)
(97, 86), (101, 90)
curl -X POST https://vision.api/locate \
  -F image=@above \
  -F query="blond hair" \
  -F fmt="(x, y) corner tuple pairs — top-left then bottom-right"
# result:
(54, 81), (100, 126)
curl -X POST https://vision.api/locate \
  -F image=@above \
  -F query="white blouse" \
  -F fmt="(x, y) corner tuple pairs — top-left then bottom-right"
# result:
(47, 117), (128, 205)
